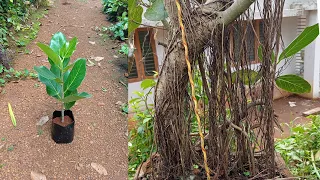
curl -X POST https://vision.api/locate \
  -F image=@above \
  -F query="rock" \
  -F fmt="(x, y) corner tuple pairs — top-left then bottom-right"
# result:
(36, 116), (49, 126)
(36, 54), (41, 57)
(113, 55), (119, 58)
(91, 163), (107, 175)
(89, 41), (95, 45)
(30, 171), (47, 180)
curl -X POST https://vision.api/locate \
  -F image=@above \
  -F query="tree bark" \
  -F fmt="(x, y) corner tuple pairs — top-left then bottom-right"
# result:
(154, 0), (257, 178)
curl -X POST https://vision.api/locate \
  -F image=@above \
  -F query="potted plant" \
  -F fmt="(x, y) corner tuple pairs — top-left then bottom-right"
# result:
(34, 32), (91, 144)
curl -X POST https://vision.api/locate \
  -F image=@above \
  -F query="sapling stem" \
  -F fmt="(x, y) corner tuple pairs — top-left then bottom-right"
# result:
(61, 63), (65, 123)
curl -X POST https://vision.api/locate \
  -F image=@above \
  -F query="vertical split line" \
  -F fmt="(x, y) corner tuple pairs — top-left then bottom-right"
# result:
(174, 0), (210, 179)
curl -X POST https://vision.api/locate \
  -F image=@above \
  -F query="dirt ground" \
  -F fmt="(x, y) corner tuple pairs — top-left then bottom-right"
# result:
(274, 95), (320, 138)
(0, 0), (127, 179)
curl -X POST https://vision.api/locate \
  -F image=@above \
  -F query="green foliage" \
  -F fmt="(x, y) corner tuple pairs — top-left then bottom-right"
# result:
(275, 115), (320, 179)
(128, 79), (156, 179)
(275, 74), (311, 94)
(103, 0), (127, 22)
(34, 32), (91, 110)
(103, 0), (128, 41)
(128, 0), (143, 35)
(0, 65), (37, 87)
(0, 0), (47, 47)
(118, 44), (129, 55)
(144, 0), (168, 21)
(108, 12), (128, 40)
(279, 23), (319, 62)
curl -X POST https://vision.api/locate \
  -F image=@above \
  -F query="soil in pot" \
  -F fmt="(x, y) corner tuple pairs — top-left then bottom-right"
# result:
(52, 110), (75, 144)
(52, 116), (73, 127)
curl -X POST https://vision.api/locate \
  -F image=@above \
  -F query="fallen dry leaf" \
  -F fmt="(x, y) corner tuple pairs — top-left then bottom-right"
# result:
(92, 56), (104, 62)
(36, 116), (49, 126)
(31, 171), (47, 180)
(91, 163), (107, 175)
(87, 59), (95, 67)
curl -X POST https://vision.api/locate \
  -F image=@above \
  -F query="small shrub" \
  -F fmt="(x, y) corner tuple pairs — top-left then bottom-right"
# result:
(275, 115), (320, 179)
(128, 78), (156, 178)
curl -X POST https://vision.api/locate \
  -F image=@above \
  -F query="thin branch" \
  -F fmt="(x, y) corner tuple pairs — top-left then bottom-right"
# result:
(218, 0), (256, 25)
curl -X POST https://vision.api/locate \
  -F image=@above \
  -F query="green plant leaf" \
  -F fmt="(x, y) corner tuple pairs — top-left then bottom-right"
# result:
(258, 45), (275, 63)
(128, 0), (143, 34)
(38, 75), (62, 99)
(50, 32), (67, 54)
(61, 92), (91, 103)
(64, 58), (87, 93)
(63, 63), (74, 73)
(37, 43), (61, 67)
(279, 23), (319, 62)
(140, 79), (156, 90)
(61, 37), (78, 58)
(64, 89), (77, 110)
(144, 0), (168, 21)
(275, 74), (311, 94)
(34, 66), (58, 80)
(231, 70), (260, 85)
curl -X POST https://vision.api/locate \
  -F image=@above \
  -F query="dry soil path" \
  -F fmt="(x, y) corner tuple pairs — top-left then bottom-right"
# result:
(0, 0), (127, 179)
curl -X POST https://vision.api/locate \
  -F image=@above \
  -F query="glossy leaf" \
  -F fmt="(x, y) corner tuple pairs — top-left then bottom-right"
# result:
(39, 75), (62, 99)
(140, 79), (156, 90)
(61, 37), (78, 58)
(276, 74), (311, 94)
(50, 32), (67, 54)
(64, 89), (77, 110)
(144, 0), (168, 21)
(279, 23), (319, 62)
(128, 0), (143, 34)
(34, 66), (58, 80)
(61, 92), (92, 103)
(64, 58), (87, 93)
(37, 43), (61, 67)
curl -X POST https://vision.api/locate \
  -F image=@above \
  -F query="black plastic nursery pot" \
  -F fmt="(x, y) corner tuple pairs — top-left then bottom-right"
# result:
(52, 110), (75, 144)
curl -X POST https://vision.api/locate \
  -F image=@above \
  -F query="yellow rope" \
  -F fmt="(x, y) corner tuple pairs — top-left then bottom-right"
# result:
(174, 1), (210, 179)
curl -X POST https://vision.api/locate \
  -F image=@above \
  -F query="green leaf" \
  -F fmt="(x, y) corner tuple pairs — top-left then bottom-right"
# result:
(231, 70), (260, 85)
(61, 92), (91, 103)
(64, 58), (87, 93)
(63, 63), (74, 73)
(258, 45), (275, 63)
(61, 37), (78, 58)
(144, 0), (168, 21)
(38, 75), (62, 99)
(50, 32), (67, 54)
(34, 66), (58, 80)
(128, 0), (143, 34)
(37, 43), (61, 67)
(279, 23), (319, 62)
(64, 89), (77, 110)
(275, 74), (311, 94)
(140, 79), (156, 90)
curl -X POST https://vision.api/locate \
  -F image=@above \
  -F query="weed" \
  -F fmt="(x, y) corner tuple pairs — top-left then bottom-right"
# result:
(0, 164), (5, 168)
(37, 129), (43, 135)
(1, 137), (6, 141)
(101, 87), (107, 92)
(34, 83), (40, 88)
(275, 115), (320, 179)
(7, 145), (14, 152)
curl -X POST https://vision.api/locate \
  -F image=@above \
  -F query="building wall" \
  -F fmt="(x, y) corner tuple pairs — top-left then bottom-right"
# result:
(128, 4), (319, 112)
